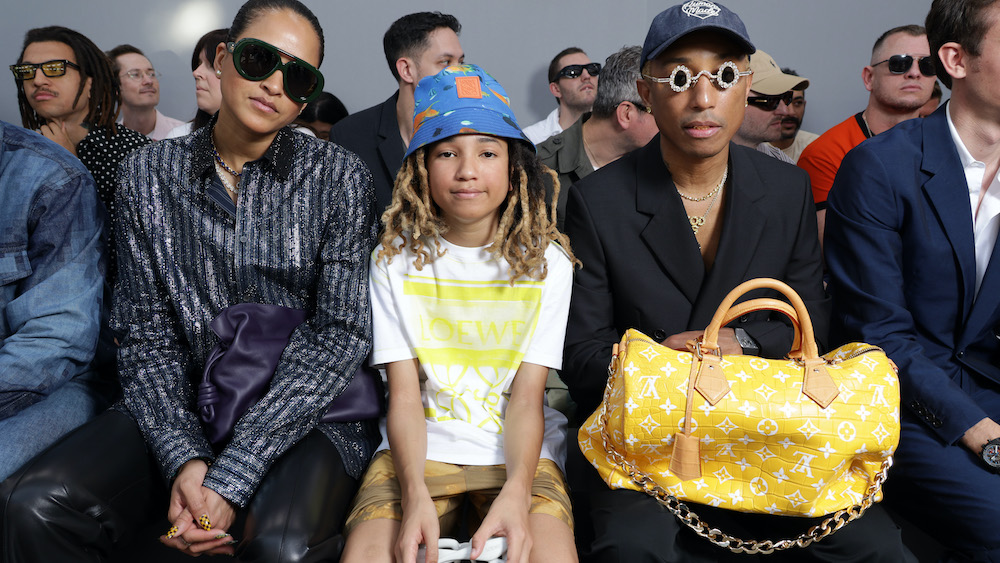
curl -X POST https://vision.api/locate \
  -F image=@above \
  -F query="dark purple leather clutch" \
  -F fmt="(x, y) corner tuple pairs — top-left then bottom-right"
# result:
(197, 303), (383, 447)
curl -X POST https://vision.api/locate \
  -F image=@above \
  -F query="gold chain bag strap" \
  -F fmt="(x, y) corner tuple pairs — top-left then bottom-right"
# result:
(578, 278), (900, 553)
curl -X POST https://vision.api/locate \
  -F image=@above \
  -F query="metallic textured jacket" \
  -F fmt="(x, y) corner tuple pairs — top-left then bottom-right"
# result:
(111, 121), (378, 507)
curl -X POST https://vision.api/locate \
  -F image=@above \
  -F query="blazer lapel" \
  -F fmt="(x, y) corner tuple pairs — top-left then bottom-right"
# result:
(920, 110), (977, 324)
(376, 92), (404, 179)
(698, 145), (767, 310)
(965, 235), (1000, 344)
(636, 142), (705, 303)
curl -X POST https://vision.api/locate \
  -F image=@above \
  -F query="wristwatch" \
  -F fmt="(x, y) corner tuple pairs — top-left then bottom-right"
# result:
(981, 437), (1000, 472)
(733, 327), (760, 356)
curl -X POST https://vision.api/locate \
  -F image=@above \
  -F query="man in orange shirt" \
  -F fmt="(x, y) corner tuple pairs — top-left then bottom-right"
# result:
(798, 24), (935, 243)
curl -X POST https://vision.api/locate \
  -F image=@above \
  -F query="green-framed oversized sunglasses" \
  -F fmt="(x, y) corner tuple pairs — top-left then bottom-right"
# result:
(227, 38), (324, 103)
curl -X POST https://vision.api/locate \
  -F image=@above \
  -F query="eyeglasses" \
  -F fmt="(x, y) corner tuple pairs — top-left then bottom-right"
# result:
(9, 59), (80, 81)
(642, 61), (751, 93)
(623, 100), (651, 114)
(872, 54), (935, 77)
(227, 38), (324, 103)
(557, 62), (601, 80)
(121, 69), (160, 81)
(746, 91), (795, 111)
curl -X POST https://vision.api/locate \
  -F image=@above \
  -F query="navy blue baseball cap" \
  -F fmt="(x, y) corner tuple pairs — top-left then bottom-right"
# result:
(641, 1), (756, 64)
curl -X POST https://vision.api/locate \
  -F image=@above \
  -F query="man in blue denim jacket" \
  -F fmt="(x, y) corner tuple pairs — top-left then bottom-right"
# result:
(0, 120), (108, 481)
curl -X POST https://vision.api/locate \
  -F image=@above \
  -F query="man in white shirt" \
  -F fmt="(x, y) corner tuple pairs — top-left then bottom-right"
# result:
(825, 1), (1000, 559)
(106, 44), (183, 140)
(522, 47), (600, 145)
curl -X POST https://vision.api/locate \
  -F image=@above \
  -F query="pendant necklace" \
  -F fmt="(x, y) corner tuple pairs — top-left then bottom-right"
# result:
(685, 165), (728, 235)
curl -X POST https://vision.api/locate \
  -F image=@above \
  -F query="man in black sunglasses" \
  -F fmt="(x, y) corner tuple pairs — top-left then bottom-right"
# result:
(732, 50), (807, 165)
(825, 1), (1000, 560)
(536, 45), (658, 230)
(329, 12), (463, 213)
(522, 47), (600, 145)
(798, 24), (934, 243)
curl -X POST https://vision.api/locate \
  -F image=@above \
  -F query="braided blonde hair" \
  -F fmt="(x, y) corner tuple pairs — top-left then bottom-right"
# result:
(377, 139), (579, 282)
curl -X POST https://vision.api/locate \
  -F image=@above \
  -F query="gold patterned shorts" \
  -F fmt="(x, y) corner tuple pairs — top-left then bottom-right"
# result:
(344, 451), (573, 534)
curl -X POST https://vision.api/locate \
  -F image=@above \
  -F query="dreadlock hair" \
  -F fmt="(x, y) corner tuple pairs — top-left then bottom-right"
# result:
(16, 26), (120, 136)
(378, 138), (580, 283)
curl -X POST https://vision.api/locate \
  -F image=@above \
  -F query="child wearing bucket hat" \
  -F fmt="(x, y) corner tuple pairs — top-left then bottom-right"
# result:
(340, 64), (580, 563)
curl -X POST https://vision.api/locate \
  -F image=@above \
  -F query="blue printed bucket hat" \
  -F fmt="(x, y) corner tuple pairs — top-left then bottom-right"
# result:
(404, 63), (532, 160)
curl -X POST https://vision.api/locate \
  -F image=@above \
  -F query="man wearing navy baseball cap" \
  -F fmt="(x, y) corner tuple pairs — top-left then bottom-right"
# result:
(561, 1), (913, 561)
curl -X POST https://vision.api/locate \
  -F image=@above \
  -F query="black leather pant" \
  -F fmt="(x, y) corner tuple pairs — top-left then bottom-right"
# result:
(0, 409), (358, 562)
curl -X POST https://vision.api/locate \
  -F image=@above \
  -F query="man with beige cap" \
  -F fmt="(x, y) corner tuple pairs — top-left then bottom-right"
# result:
(732, 50), (808, 164)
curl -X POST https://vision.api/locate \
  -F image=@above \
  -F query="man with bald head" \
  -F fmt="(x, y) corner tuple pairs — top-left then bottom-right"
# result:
(798, 24), (936, 242)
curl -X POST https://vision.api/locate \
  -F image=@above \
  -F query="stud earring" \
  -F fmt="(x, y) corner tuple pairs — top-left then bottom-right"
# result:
(216, 69), (222, 77)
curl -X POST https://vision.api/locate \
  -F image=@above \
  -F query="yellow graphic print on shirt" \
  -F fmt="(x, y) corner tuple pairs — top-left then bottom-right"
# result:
(403, 274), (543, 434)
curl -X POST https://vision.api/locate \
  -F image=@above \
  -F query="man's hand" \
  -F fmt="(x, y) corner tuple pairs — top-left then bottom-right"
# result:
(469, 486), (531, 563)
(961, 417), (1000, 454)
(37, 120), (87, 156)
(159, 459), (238, 556)
(662, 327), (742, 355)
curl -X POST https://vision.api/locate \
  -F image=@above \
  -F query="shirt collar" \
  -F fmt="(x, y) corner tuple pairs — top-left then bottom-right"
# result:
(946, 100), (980, 170)
(189, 114), (295, 183)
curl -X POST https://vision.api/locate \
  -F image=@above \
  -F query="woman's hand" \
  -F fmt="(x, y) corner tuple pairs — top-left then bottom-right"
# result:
(469, 485), (532, 563)
(396, 492), (440, 563)
(159, 459), (238, 556)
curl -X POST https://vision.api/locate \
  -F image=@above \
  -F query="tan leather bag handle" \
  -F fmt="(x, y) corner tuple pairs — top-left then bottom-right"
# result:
(719, 297), (803, 359)
(687, 278), (838, 413)
(703, 278), (818, 358)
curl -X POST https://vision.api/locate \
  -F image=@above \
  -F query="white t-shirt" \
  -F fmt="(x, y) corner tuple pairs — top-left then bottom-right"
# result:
(522, 108), (562, 146)
(370, 235), (572, 468)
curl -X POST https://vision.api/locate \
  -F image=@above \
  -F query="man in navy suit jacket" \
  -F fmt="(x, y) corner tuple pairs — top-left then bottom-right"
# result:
(826, 0), (1000, 558)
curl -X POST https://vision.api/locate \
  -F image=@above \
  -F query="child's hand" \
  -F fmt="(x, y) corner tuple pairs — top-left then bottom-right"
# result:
(397, 494), (440, 563)
(470, 486), (531, 563)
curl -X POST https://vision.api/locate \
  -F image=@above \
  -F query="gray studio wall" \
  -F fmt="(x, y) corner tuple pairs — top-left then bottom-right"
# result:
(1, 0), (937, 137)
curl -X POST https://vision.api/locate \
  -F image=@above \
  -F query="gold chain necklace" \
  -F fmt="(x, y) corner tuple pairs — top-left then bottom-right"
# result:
(686, 166), (728, 235)
(677, 167), (726, 202)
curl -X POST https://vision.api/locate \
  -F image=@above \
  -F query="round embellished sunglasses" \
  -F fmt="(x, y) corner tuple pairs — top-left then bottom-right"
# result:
(227, 38), (324, 103)
(642, 61), (752, 93)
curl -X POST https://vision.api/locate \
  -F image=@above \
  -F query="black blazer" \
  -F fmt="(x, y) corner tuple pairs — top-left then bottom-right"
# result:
(329, 92), (403, 216)
(562, 139), (829, 416)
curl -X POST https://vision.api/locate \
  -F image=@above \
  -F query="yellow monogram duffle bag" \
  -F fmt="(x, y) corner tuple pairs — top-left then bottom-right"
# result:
(579, 278), (901, 552)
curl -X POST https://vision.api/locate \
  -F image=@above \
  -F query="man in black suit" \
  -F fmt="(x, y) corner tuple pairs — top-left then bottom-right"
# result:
(329, 12), (463, 214)
(561, 2), (911, 561)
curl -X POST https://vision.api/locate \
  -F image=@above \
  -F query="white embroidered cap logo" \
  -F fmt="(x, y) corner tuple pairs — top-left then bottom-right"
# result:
(682, 0), (722, 19)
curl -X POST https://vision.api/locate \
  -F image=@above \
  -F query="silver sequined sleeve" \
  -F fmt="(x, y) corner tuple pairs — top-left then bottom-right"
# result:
(111, 126), (379, 507)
